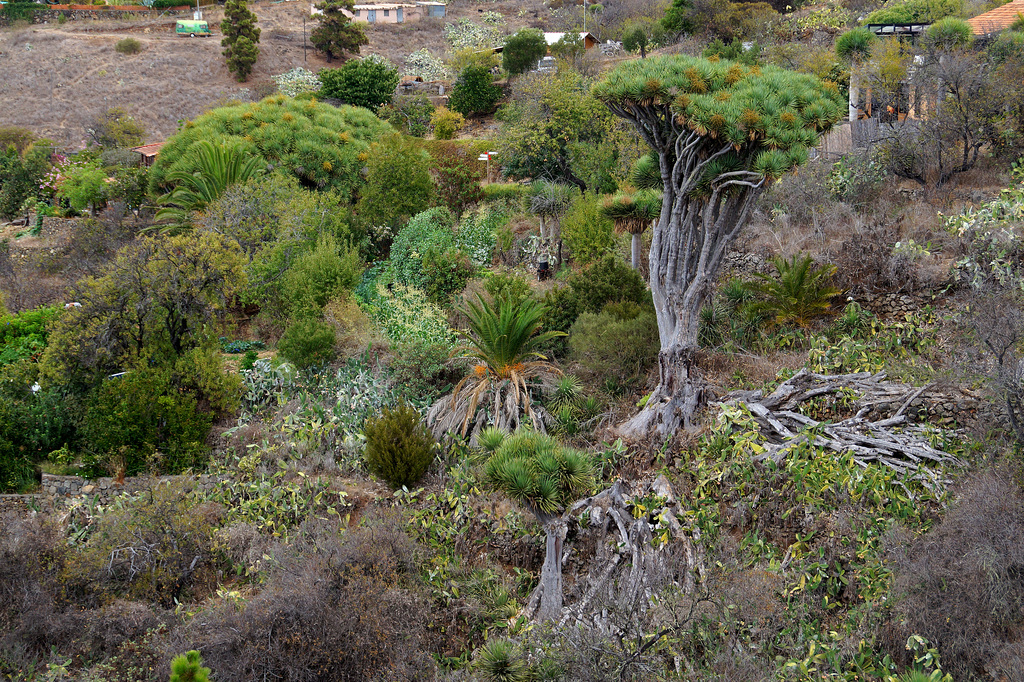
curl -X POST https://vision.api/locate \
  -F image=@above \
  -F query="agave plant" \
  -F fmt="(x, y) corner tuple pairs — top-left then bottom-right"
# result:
(599, 188), (661, 269)
(746, 253), (843, 329)
(426, 295), (565, 440)
(154, 140), (263, 232)
(483, 430), (594, 621)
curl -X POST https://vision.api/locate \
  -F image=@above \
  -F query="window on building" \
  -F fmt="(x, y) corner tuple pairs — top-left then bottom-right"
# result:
(383, 9), (389, 16)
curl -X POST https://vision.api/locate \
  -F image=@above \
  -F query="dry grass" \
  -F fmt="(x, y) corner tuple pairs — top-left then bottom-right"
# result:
(0, 0), (543, 148)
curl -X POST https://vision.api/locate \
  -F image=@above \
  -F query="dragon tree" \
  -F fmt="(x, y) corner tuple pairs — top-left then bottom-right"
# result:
(593, 56), (843, 436)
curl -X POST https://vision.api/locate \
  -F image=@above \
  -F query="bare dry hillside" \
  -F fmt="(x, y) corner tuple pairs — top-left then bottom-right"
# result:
(0, 0), (536, 147)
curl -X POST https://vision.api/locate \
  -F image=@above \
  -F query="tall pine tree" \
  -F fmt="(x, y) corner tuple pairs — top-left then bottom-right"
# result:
(221, 0), (260, 82)
(310, 0), (367, 63)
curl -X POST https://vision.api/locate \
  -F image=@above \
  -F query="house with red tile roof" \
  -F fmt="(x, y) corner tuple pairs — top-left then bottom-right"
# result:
(968, 0), (1024, 36)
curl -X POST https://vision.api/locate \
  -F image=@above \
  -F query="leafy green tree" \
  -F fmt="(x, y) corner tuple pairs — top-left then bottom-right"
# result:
(497, 70), (615, 193)
(356, 134), (434, 228)
(448, 65), (503, 118)
(428, 143), (484, 217)
(60, 161), (108, 215)
(426, 296), (564, 439)
(222, 0), (260, 82)
(319, 56), (400, 110)
(41, 231), (246, 382)
(86, 106), (145, 148)
(622, 24), (651, 58)
(550, 32), (584, 64)
(593, 56), (842, 436)
(155, 140), (263, 231)
(0, 140), (52, 220)
(482, 430), (594, 621)
(503, 28), (548, 77)
(170, 650), (211, 682)
(704, 37), (762, 65)
(662, 0), (695, 34)
(310, 0), (367, 63)
(149, 96), (391, 198)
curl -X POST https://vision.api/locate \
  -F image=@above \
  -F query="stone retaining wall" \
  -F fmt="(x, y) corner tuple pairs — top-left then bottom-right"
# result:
(23, 472), (231, 512)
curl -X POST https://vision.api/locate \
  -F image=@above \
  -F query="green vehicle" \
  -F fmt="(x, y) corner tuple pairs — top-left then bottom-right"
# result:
(175, 20), (212, 37)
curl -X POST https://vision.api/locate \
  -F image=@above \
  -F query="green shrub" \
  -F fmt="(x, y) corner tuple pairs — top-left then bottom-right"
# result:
(319, 56), (400, 110)
(170, 650), (211, 682)
(0, 398), (34, 493)
(379, 94), (435, 137)
(422, 246), (474, 305)
(429, 142), (483, 217)
(241, 349), (259, 371)
(863, 0), (964, 25)
(0, 305), (59, 366)
(363, 402), (436, 488)
(541, 256), (650, 355)
(356, 133), (435, 229)
(360, 282), (456, 347)
(481, 182), (527, 209)
(448, 65), (502, 117)
(569, 301), (659, 390)
(561, 192), (615, 266)
(388, 339), (465, 402)
(431, 106), (465, 140)
(280, 234), (363, 317)
(277, 316), (337, 369)
(81, 363), (212, 476)
(484, 272), (531, 308)
(503, 28), (548, 77)
(385, 206), (457, 289)
(114, 37), (143, 55)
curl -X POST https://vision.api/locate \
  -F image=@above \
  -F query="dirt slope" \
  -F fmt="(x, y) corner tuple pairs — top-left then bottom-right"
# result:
(0, 0), (534, 147)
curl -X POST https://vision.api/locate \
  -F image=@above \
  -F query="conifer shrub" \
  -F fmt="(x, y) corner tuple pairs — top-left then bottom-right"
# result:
(169, 650), (211, 682)
(363, 403), (436, 488)
(277, 316), (337, 369)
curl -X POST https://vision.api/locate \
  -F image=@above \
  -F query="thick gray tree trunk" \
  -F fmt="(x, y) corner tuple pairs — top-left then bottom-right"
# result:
(536, 514), (567, 621)
(619, 175), (763, 438)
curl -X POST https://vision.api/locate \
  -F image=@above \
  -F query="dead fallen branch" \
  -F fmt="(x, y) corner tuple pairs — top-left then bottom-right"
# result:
(719, 369), (967, 488)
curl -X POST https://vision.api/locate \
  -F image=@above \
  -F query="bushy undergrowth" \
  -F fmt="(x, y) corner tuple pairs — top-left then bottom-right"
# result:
(569, 301), (660, 392)
(542, 256), (651, 355)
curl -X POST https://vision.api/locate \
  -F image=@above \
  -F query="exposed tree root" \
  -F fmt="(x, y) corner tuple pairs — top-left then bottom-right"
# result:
(719, 369), (967, 489)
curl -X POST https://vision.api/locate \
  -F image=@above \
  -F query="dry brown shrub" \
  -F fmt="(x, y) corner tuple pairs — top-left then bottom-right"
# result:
(886, 466), (1024, 680)
(323, 293), (382, 358)
(180, 514), (434, 682)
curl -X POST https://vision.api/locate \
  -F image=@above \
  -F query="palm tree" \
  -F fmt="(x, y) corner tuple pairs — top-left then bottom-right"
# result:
(599, 189), (661, 270)
(483, 430), (594, 621)
(154, 140), (262, 232)
(426, 295), (564, 440)
(746, 253), (843, 329)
